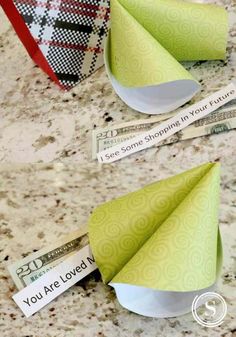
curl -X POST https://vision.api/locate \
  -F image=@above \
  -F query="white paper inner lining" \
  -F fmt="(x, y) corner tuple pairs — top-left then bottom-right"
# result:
(110, 282), (216, 317)
(104, 38), (200, 115)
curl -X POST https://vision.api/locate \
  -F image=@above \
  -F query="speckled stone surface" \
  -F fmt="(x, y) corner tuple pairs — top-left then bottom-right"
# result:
(0, 0), (236, 336)
(0, 1), (235, 163)
(0, 162), (235, 337)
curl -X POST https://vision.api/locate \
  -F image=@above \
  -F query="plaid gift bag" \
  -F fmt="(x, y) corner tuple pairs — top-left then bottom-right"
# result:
(1, 0), (110, 89)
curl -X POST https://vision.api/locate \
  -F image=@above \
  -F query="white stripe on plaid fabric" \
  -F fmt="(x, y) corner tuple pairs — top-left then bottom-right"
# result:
(13, 0), (110, 89)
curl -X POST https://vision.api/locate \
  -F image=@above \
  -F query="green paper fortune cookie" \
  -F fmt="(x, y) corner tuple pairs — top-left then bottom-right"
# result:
(105, 0), (228, 114)
(89, 163), (222, 317)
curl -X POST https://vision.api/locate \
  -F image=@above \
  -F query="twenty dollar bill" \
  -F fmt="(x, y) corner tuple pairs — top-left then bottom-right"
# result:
(92, 100), (236, 159)
(8, 226), (89, 290)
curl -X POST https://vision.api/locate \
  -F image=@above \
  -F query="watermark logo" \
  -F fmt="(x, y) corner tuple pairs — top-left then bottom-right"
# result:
(192, 292), (227, 327)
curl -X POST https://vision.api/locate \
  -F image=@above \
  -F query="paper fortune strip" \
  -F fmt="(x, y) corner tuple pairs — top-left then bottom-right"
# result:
(105, 0), (228, 114)
(12, 163), (222, 318)
(97, 82), (236, 163)
(89, 162), (222, 317)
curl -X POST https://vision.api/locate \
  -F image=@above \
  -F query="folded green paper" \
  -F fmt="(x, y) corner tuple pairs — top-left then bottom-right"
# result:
(105, 0), (228, 114)
(89, 163), (222, 317)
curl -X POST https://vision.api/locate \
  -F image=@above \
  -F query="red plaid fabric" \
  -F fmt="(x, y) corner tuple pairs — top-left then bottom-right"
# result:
(2, 0), (110, 89)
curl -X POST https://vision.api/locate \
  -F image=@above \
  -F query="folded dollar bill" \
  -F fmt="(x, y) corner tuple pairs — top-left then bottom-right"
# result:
(8, 226), (88, 290)
(92, 100), (236, 159)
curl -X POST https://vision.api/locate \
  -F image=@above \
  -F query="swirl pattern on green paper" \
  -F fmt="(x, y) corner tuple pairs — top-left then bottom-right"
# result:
(110, 0), (228, 87)
(89, 163), (222, 292)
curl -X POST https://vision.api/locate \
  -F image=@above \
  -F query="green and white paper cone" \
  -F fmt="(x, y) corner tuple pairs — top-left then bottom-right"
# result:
(89, 163), (222, 317)
(105, 0), (228, 114)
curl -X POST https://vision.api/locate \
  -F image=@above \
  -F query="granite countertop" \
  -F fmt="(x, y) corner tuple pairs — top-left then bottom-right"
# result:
(0, 162), (235, 337)
(0, 1), (235, 164)
(0, 0), (236, 336)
